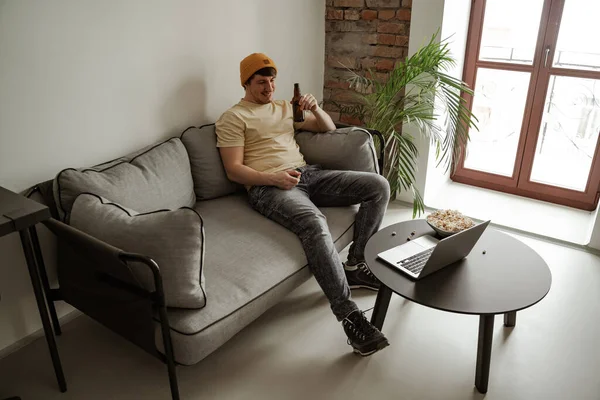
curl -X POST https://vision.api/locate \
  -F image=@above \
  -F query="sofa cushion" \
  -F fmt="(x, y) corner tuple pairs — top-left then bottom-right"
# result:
(54, 138), (196, 222)
(295, 127), (379, 173)
(154, 192), (358, 365)
(70, 193), (206, 309)
(180, 125), (242, 200)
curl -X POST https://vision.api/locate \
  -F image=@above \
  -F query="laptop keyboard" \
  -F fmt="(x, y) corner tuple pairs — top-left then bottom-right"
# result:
(398, 248), (434, 275)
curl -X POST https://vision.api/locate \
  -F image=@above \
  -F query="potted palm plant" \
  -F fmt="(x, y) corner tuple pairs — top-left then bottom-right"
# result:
(339, 33), (478, 217)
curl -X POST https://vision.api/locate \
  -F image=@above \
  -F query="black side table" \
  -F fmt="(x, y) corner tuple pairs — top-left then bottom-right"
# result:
(0, 186), (66, 392)
(366, 220), (552, 393)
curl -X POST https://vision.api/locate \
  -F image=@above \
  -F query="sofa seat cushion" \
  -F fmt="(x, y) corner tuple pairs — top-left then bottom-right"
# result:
(155, 192), (358, 365)
(70, 193), (207, 309)
(54, 138), (196, 222)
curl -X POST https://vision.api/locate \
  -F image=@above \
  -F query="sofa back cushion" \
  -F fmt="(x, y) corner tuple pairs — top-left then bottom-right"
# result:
(54, 138), (196, 222)
(180, 125), (242, 200)
(70, 193), (206, 309)
(295, 127), (379, 173)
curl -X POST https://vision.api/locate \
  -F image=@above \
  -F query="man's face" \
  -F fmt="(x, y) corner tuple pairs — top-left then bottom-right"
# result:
(245, 74), (276, 104)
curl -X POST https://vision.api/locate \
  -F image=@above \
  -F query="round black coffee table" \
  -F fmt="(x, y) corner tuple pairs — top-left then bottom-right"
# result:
(365, 220), (552, 393)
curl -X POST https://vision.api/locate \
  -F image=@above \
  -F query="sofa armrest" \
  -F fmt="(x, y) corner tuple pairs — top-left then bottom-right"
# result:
(43, 218), (165, 304)
(43, 217), (178, 389)
(295, 126), (382, 175)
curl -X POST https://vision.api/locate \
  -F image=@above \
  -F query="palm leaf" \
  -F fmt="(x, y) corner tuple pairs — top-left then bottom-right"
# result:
(341, 31), (479, 217)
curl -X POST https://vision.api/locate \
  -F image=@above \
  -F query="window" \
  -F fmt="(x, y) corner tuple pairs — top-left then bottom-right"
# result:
(452, 0), (600, 211)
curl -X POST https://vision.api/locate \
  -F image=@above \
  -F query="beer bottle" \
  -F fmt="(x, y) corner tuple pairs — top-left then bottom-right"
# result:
(292, 83), (305, 122)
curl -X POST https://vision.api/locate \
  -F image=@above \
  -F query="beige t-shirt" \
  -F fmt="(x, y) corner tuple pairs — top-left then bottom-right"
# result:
(215, 99), (307, 175)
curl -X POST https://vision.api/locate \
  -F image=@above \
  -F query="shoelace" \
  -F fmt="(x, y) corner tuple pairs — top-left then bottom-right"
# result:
(358, 263), (376, 279)
(344, 319), (365, 343)
(355, 312), (378, 336)
(344, 311), (376, 343)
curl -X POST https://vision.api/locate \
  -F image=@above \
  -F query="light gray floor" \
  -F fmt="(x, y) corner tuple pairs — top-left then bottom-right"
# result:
(2, 203), (600, 400)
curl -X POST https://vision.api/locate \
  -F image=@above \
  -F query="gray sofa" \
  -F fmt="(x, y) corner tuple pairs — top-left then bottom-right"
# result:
(34, 123), (384, 400)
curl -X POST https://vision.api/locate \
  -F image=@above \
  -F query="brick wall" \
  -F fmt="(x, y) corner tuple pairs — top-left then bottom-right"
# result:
(323, 0), (412, 124)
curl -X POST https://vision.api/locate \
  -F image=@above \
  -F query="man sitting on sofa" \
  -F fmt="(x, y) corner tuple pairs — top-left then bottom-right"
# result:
(215, 53), (391, 356)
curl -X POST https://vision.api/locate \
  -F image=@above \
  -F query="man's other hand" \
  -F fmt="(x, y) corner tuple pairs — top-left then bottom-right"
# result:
(271, 170), (301, 190)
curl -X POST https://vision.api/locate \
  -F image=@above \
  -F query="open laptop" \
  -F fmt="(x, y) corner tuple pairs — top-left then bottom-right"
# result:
(377, 220), (491, 280)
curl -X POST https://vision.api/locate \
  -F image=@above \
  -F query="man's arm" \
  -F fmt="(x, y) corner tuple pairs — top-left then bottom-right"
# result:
(296, 94), (336, 133)
(219, 146), (301, 190)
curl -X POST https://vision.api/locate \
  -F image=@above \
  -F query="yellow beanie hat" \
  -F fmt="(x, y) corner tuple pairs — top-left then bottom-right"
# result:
(240, 53), (277, 87)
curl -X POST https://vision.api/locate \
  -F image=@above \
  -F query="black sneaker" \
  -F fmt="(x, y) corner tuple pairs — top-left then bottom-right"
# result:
(342, 310), (389, 356)
(344, 261), (380, 291)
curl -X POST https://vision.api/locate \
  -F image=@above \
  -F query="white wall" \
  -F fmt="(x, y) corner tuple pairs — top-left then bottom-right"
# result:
(398, 0), (473, 209)
(423, 0), (471, 204)
(0, 0), (325, 354)
(396, 0), (445, 205)
(589, 208), (600, 250)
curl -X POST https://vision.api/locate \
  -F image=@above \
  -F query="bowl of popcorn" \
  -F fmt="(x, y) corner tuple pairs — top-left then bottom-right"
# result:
(426, 209), (475, 238)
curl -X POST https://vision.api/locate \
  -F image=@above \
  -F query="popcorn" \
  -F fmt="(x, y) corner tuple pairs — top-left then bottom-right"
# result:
(426, 209), (475, 233)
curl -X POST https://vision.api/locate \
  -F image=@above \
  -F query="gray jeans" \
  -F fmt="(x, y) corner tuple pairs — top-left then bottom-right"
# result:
(247, 165), (390, 320)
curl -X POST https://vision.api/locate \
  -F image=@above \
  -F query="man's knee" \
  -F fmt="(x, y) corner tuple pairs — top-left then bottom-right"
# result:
(367, 173), (390, 200)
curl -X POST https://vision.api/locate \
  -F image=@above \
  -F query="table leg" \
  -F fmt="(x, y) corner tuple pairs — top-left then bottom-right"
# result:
(370, 284), (392, 330)
(504, 311), (516, 327)
(475, 314), (494, 393)
(19, 229), (67, 393)
(29, 226), (62, 336)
